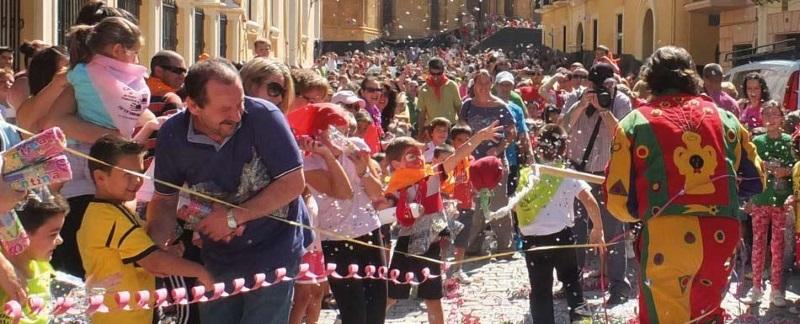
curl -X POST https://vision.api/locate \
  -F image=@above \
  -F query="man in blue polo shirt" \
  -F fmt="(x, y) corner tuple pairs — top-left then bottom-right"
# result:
(146, 59), (306, 324)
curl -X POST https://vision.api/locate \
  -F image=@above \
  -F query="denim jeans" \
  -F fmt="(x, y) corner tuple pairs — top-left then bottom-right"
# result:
(573, 182), (632, 297)
(199, 258), (299, 324)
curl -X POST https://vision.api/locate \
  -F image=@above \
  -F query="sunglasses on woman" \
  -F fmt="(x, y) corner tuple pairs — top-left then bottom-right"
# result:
(265, 82), (286, 97)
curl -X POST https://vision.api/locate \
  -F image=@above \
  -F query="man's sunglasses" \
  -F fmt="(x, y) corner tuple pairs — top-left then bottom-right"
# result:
(160, 65), (187, 75)
(364, 87), (383, 93)
(265, 82), (286, 97)
(429, 70), (444, 76)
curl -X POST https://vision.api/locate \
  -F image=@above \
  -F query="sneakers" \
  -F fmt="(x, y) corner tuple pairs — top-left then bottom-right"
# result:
(581, 268), (600, 279)
(605, 293), (628, 307)
(770, 291), (787, 307)
(570, 304), (593, 322)
(572, 304), (592, 316)
(740, 288), (763, 305)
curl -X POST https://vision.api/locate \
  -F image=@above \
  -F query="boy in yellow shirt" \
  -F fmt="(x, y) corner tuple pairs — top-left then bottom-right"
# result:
(77, 135), (213, 324)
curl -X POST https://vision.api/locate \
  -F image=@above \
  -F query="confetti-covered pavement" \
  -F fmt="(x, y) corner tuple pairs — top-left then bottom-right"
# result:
(319, 253), (800, 323)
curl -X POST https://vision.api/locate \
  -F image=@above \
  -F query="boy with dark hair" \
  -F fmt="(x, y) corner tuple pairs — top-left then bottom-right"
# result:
(384, 121), (501, 324)
(78, 135), (213, 324)
(424, 117), (452, 162)
(432, 144), (454, 163)
(0, 194), (68, 324)
(515, 124), (603, 323)
(442, 125), (478, 282)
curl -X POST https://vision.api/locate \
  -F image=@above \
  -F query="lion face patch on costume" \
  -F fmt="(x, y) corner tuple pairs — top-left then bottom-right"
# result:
(673, 131), (718, 195)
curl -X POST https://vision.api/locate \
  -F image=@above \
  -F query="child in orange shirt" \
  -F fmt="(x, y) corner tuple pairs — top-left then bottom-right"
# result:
(383, 121), (501, 324)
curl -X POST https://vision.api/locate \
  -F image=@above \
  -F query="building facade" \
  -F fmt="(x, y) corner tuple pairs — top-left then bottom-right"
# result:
(716, 0), (800, 68)
(1, 0), (321, 71)
(537, 0), (721, 73)
(321, 0), (537, 51)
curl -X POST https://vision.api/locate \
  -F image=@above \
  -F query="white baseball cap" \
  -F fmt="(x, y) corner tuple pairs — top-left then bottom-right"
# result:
(495, 71), (515, 85)
(348, 137), (371, 153)
(331, 90), (366, 109)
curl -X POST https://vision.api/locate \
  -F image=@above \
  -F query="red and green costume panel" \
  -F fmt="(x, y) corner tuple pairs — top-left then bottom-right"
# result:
(604, 95), (764, 324)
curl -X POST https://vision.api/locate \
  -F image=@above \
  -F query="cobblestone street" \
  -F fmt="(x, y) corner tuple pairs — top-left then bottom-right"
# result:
(320, 253), (800, 323)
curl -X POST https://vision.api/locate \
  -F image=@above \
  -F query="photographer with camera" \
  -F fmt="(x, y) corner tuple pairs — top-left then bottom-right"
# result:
(560, 63), (633, 306)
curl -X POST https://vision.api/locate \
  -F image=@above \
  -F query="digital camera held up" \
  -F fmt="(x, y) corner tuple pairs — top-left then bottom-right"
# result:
(589, 84), (613, 109)
(587, 63), (617, 110)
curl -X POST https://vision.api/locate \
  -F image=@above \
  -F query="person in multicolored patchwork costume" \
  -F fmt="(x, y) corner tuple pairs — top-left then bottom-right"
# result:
(604, 46), (765, 324)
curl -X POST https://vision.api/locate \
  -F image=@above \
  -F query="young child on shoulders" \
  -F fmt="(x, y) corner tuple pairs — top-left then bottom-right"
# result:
(383, 121), (501, 324)
(65, 17), (158, 144)
(0, 194), (68, 324)
(77, 135), (213, 324)
(514, 124), (603, 323)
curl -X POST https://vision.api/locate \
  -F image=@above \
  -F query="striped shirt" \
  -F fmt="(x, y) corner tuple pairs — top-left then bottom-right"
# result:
(563, 90), (632, 173)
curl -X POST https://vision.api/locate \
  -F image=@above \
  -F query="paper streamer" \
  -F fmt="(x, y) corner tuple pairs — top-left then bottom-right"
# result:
(1, 127), (67, 175)
(485, 164), (607, 222)
(487, 164), (541, 222)
(2, 263), (447, 322)
(4, 155), (73, 191)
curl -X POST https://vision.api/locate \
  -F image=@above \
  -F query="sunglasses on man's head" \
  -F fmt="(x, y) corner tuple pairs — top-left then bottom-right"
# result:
(364, 87), (383, 93)
(265, 82), (286, 97)
(160, 65), (187, 75)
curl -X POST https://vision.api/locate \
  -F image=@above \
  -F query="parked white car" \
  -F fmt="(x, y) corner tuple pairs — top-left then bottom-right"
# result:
(724, 60), (800, 111)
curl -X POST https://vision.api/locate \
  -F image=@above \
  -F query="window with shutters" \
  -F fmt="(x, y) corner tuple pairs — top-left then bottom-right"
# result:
(57, 0), (83, 46)
(117, 0), (141, 20)
(616, 14), (623, 55)
(219, 14), (227, 58)
(194, 8), (205, 61)
(162, 0), (178, 51)
(0, 0), (21, 70)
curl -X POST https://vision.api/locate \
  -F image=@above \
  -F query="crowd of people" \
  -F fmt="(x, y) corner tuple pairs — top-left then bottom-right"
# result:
(0, 2), (799, 324)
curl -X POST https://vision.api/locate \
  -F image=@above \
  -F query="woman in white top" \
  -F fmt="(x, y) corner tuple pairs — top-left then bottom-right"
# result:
(302, 108), (388, 324)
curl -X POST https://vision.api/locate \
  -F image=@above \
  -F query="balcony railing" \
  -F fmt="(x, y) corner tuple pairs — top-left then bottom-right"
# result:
(724, 38), (800, 66)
